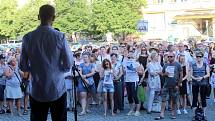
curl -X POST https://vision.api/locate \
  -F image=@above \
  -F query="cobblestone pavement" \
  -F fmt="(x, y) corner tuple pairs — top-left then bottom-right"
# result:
(0, 99), (215, 121)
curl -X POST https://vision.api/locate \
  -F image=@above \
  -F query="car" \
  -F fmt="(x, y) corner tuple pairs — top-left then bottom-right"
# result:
(0, 45), (6, 51)
(70, 44), (82, 51)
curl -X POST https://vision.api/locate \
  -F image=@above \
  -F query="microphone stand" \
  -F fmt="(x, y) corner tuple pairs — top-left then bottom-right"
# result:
(71, 61), (89, 121)
(72, 62), (78, 121)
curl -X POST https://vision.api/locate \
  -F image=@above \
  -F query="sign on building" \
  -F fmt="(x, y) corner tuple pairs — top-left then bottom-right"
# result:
(137, 20), (148, 32)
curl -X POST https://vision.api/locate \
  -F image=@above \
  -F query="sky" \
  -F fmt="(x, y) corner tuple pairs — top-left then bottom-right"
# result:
(18, 0), (28, 7)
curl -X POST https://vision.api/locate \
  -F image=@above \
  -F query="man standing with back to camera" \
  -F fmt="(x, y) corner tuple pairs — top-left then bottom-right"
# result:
(20, 4), (72, 121)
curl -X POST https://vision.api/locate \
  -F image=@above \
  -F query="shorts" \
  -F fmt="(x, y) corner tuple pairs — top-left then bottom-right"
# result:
(161, 87), (179, 103)
(179, 80), (187, 95)
(78, 81), (96, 94)
(102, 84), (114, 93)
(0, 85), (5, 101)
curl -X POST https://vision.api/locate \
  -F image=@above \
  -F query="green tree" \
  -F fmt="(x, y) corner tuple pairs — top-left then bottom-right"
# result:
(0, 0), (18, 39)
(90, 0), (146, 40)
(15, 0), (50, 37)
(54, 0), (90, 34)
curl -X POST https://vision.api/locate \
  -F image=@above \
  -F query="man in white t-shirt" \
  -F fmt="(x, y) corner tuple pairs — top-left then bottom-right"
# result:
(175, 43), (193, 64)
(111, 46), (124, 63)
(97, 46), (110, 64)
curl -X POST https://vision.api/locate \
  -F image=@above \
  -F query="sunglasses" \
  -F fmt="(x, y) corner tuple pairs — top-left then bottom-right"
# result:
(168, 56), (174, 58)
(105, 63), (109, 65)
(196, 56), (203, 58)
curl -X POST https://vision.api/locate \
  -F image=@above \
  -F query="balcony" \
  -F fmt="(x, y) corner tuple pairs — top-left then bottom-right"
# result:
(144, 0), (215, 14)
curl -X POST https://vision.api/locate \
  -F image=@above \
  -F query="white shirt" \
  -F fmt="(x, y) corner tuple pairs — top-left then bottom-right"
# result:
(97, 54), (111, 64)
(123, 59), (140, 82)
(176, 50), (193, 64)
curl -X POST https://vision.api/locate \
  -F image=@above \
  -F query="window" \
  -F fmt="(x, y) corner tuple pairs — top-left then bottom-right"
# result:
(170, 0), (177, 2)
(158, 0), (164, 3)
(152, 0), (164, 4)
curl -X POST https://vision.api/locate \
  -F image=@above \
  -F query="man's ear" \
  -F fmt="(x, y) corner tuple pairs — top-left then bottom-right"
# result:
(52, 15), (55, 21)
(38, 15), (40, 20)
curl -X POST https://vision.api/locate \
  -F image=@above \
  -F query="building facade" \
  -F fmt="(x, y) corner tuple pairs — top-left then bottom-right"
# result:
(143, 0), (215, 41)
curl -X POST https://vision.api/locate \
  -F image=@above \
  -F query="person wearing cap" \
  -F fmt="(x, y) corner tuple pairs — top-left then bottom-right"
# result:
(190, 51), (210, 120)
(0, 54), (6, 114)
(74, 51), (82, 67)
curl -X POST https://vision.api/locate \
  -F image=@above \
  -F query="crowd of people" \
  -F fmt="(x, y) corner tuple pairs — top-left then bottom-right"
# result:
(0, 40), (214, 121)
(0, 47), (28, 117)
(69, 41), (213, 121)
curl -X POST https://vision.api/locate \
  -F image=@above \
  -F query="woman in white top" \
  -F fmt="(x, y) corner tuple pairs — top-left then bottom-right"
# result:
(100, 59), (115, 116)
(124, 49), (144, 117)
(146, 52), (162, 114)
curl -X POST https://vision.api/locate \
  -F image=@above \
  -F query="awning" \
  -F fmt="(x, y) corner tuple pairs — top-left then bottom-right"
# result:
(174, 14), (215, 20)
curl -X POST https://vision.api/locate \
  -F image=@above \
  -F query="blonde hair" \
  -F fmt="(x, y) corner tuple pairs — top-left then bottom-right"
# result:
(150, 52), (158, 60)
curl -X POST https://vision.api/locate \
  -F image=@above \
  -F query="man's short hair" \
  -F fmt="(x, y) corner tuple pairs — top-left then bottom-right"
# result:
(112, 46), (118, 50)
(39, 4), (55, 21)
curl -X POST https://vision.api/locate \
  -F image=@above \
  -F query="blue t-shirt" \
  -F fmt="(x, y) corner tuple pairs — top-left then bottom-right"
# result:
(79, 63), (94, 85)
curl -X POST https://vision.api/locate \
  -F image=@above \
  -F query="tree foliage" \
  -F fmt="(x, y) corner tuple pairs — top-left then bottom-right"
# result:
(90, 0), (146, 35)
(0, 0), (17, 39)
(15, 0), (49, 36)
(54, 0), (91, 33)
(0, 0), (146, 40)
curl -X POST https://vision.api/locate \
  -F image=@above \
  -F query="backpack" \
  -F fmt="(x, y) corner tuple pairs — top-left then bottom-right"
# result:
(194, 107), (205, 121)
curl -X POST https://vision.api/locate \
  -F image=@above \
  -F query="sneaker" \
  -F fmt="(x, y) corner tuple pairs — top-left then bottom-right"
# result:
(126, 110), (134, 116)
(134, 111), (141, 116)
(6, 109), (11, 114)
(18, 111), (23, 117)
(0, 109), (5, 114)
(91, 101), (98, 105)
(183, 109), (188, 114)
(204, 116), (208, 121)
(177, 110), (182, 115)
(23, 110), (28, 115)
